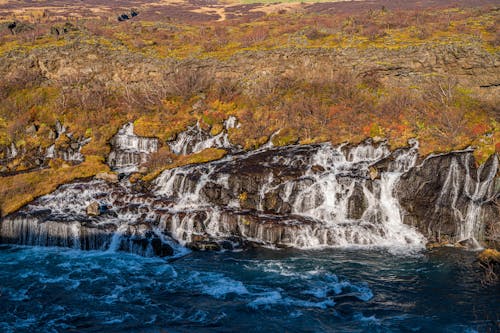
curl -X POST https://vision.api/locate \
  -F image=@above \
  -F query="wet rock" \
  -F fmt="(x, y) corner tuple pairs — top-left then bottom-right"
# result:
(456, 238), (482, 250)
(397, 151), (499, 244)
(151, 238), (174, 257)
(107, 123), (158, 171)
(347, 183), (368, 220)
(86, 202), (100, 216)
(188, 240), (221, 251)
(95, 172), (119, 183)
(311, 165), (325, 173)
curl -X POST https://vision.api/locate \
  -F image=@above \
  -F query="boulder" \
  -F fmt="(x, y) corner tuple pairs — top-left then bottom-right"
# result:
(86, 202), (100, 216)
(95, 172), (119, 183)
(151, 238), (174, 257)
(456, 238), (482, 250)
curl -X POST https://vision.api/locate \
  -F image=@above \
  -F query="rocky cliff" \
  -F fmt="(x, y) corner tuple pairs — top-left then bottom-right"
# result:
(1, 122), (498, 255)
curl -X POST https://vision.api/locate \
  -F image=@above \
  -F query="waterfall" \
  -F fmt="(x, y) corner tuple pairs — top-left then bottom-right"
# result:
(431, 152), (498, 248)
(108, 123), (159, 172)
(461, 154), (498, 245)
(287, 141), (424, 248)
(7, 143), (18, 159)
(345, 139), (390, 163)
(168, 116), (239, 155)
(153, 140), (426, 250)
(45, 138), (90, 163)
(2, 124), (496, 255)
(0, 179), (182, 257)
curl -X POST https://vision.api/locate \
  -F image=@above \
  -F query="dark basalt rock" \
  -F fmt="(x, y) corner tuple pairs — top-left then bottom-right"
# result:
(1, 138), (498, 255)
(347, 183), (368, 220)
(151, 237), (174, 257)
(397, 152), (499, 245)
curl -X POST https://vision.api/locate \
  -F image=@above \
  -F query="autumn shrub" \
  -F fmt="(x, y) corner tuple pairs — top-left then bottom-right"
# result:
(362, 23), (387, 41)
(489, 30), (500, 47)
(240, 26), (269, 47)
(327, 69), (371, 109)
(143, 147), (175, 173)
(304, 28), (329, 40)
(376, 89), (418, 119)
(165, 65), (213, 100)
(0, 66), (44, 98)
(211, 77), (242, 103)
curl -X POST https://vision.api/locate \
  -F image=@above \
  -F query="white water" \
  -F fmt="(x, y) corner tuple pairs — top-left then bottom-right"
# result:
(108, 123), (159, 172)
(7, 143), (18, 159)
(44, 139), (90, 162)
(434, 153), (498, 247)
(461, 154), (498, 245)
(168, 116), (239, 155)
(0, 179), (187, 257)
(2, 118), (497, 254)
(154, 140), (426, 250)
(2, 123), (89, 165)
(43, 122), (90, 162)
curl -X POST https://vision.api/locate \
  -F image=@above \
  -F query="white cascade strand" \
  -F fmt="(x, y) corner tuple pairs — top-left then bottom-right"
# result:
(168, 116), (239, 155)
(108, 122), (159, 172)
(460, 154), (498, 247)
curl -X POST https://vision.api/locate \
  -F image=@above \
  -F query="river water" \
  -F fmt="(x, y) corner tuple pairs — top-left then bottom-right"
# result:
(0, 245), (498, 333)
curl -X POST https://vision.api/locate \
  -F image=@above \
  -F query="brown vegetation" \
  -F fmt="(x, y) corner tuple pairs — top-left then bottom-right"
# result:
(0, 0), (498, 214)
(0, 156), (108, 217)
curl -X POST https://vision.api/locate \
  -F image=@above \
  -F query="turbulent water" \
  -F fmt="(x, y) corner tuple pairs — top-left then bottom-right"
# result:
(1, 120), (499, 332)
(0, 245), (498, 333)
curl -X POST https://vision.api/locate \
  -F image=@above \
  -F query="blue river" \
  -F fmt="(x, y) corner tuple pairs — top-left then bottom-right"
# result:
(0, 245), (498, 332)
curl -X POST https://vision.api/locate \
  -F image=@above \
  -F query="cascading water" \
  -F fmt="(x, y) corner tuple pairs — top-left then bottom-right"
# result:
(44, 121), (90, 162)
(7, 143), (18, 159)
(153, 139), (426, 250)
(107, 122), (159, 172)
(462, 154), (498, 241)
(429, 151), (499, 247)
(0, 179), (184, 257)
(44, 137), (90, 162)
(168, 116), (239, 155)
(1, 118), (498, 256)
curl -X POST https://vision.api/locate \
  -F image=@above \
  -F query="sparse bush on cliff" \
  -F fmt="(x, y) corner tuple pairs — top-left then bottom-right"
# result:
(143, 147), (175, 173)
(166, 65), (213, 100)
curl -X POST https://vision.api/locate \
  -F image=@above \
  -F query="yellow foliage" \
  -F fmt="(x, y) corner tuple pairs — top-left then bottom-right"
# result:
(271, 128), (299, 147)
(239, 192), (248, 202)
(0, 155), (108, 217)
(142, 148), (227, 182)
(478, 249), (500, 264)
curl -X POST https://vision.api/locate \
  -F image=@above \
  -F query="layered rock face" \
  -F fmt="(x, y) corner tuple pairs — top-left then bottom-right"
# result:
(1, 123), (497, 256)
(397, 151), (499, 246)
(107, 122), (159, 172)
(0, 122), (90, 175)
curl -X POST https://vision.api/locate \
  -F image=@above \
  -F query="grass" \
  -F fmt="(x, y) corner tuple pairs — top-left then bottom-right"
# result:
(142, 148), (227, 182)
(0, 156), (108, 217)
(236, 0), (341, 3)
(0, 3), (498, 214)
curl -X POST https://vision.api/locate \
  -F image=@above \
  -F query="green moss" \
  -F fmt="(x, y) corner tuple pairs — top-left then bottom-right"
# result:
(271, 128), (299, 147)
